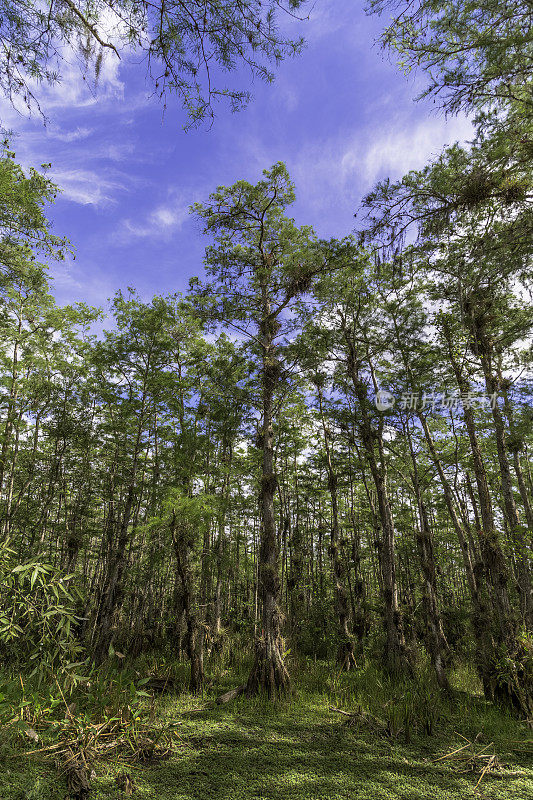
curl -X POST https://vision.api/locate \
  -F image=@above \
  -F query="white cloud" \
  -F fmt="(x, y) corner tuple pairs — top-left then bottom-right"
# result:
(151, 205), (187, 228)
(37, 6), (129, 112)
(118, 198), (189, 241)
(288, 113), (474, 222)
(49, 261), (83, 292)
(39, 51), (123, 111)
(347, 114), (474, 186)
(53, 168), (125, 206)
(49, 258), (117, 310)
(50, 126), (94, 143)
(233, 111), (474, 239)
(105, 142), (136, 161)
(0, 5), (127, 133)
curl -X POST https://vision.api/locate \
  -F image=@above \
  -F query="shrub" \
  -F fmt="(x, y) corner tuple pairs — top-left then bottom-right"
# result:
(0, 542), (85, 687)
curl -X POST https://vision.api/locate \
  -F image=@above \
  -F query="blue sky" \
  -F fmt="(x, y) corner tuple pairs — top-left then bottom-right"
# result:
(2, 0), (472, 312)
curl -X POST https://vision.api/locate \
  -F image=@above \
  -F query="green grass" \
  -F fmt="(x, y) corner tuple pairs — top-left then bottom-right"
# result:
(1, 660), (532, 800)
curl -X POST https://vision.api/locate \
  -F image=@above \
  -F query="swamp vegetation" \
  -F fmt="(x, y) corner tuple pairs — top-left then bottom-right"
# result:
(0, 0), (532, 796)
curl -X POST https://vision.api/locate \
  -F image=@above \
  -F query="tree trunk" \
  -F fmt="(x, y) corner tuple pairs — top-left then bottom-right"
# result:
(444, 322), (531, 715)
(404, 419), (450, 689)
(317, 384), (356, 670)
(246, 287), (290, 696)
(473, 325), (532, 627)
(171, 510), (204, 693)
(344, 330), (411, 675)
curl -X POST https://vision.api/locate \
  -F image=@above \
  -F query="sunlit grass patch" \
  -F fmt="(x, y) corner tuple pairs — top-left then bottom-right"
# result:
(0, 661), (531, 800)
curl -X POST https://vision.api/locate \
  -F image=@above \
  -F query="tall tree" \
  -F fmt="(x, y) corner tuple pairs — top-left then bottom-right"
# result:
(192, 163), (353, 694)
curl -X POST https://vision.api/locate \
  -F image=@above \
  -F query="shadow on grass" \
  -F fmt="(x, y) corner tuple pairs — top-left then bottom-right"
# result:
(91, 703), (533, 800)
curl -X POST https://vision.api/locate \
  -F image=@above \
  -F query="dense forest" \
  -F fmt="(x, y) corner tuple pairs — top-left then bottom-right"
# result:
(0, 0), (532, 797)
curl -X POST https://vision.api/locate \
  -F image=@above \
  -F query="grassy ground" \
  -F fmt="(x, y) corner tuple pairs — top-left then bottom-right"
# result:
(1, 659), (532, 800)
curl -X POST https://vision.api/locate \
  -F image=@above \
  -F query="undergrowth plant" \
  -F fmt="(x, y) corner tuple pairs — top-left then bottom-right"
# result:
(0, 542), (85, 688)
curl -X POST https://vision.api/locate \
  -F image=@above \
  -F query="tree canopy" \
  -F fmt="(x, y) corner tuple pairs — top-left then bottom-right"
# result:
(1, 0), (308, 123)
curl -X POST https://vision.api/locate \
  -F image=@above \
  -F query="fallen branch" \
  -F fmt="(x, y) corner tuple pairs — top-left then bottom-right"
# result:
(329, 706), (354, 717)
(142, 676), (178, 693)
(433, 733), (522, 789)
(329, 705), (387, 733)
(216, 685), (245, 705)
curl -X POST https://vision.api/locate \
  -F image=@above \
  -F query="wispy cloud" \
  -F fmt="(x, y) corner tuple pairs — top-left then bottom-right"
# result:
(49, 258), (117, 309)
(118, 197), (189, 241)
(284, 113), (473, 229)
(53, 168), (125, 206)
(348, 114), (473, 185)
(50, 126), (94, 143)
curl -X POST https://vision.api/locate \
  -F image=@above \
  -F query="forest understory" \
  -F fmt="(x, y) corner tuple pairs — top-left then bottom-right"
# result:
(1, 655), (533, 800)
